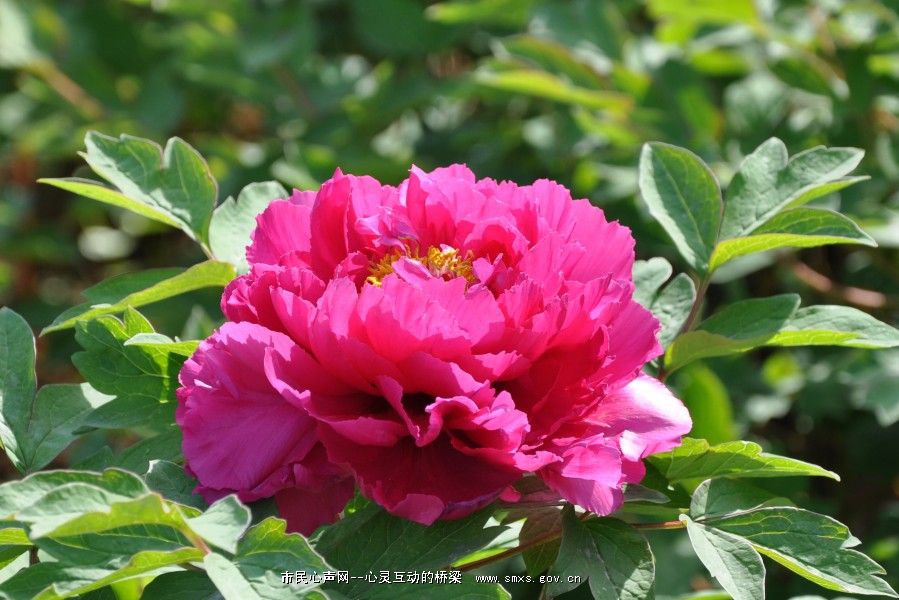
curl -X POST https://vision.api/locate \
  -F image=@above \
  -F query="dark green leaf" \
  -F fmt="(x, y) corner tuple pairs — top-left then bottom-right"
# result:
(638, 142), (723, 273)
(144, 460), (205, 510)
(547, 508), (654, 599)
(0, 308), (37, 473)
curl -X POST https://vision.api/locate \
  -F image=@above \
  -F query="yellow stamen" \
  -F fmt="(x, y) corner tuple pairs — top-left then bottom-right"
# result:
(366, 244), (476, 286)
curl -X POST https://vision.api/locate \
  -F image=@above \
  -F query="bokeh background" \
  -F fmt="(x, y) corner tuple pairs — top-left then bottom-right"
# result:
(2, 0), (898, 597)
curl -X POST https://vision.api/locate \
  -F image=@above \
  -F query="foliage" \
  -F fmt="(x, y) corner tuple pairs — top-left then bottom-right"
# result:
(2, 0), (899, 598)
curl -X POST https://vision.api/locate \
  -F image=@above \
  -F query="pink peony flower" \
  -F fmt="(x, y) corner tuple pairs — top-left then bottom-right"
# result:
(176, 165), (692, 533)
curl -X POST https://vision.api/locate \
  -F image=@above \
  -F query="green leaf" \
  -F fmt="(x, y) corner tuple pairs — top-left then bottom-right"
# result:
(77, 132), (217, 245)
(709, 208), (875, 272)
(0, 0), (43, 68)
(73, 310), (188, 432)
(647, 0), (758, 26)
(768, 305), (899, 348)
(140, 571), (221, 600)
(638, 142), (723, 273)
(665, 294), (801, 371)
(317, 505), (503, 599)
(720, 138), (865, 240)
(185, 496), (251, 554)
(520, 508), (562, 577)
(703, 507), (898, 597)
(689, 479), (791, 520)
(632, 258), (674, 308)
(43, 261), (235, 334)
(38, 178), (182, 229)
(682, 516), (765, 600)
(206, 518), (331, 599)
(17, 384), (113, 473)
(648, 438), (839, 482)
(672, 363), (735, 444)
(475, 69), (631, 112)
(145, 460), (206, 510)
(101, 427), (183, 474)
(650, 273), (696, 348)
(426, 0), (535, 27)
(547, 508), (654, 599)
(0, 469), (148, 517)
(209, 181), (288, 273)
(0, 308), (37, 473)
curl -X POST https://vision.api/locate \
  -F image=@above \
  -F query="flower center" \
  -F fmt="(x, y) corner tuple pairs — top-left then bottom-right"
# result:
(366, 244), (476, 286)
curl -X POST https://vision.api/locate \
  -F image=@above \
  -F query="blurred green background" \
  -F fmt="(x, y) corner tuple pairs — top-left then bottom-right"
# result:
(1, 0), (898, 597)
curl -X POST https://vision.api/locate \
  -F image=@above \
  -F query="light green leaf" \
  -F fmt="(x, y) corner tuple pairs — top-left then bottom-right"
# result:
(0, 308), (37, 473)
(185, 496), (251, 554)
(682, 516), (765, 600)
(650, 273), (696, 347)
(43, 261), (235, 334)
(720, 138), (865, 240)
(17, 384), (113, 473)
(547, 508), (654, 599)
(768, 305), (899, 348)
(704, 507), (898, 597)
(426, 0), (535, 26)
(77, 132), (217, 245)
(633, 258), (674, 308)
(0, 0), (43, 68)
(648, 438), (839, 482)
(638, 142), (723, 273)
(209, 181), (288, 273)
(709, 208), (875, 272)
(38, 178), (182, 229)
(647, 0), (758, 25)
(665, 294), (800, 371)
(0, 469), (148, 517)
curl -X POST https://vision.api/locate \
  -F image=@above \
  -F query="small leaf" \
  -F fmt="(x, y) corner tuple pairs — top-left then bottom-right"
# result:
(648, 438), (839, 482)
(185, 496), (251, 554)
(682, 516), (765, 600)
(650, 273), (696, 347)
(720, 138), (864, 240)
(547, 508), (654, 599)
(633, 258), (674, 308)
(639, 142), (723, 274)
(709, 207), (875, 272)
(77, 132), (217, 245)
(703, 507), (898, 597)
(145, 460), (206, 510)
(73, 310), (191, 432)
(476, 69), (631, 112)
(209, 181), (289, 273)
(44, 261), (235, 334)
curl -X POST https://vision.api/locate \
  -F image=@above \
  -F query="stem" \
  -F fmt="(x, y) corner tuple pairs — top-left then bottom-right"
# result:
(29, 546), (39, 566)
(632, 519), (685, 531)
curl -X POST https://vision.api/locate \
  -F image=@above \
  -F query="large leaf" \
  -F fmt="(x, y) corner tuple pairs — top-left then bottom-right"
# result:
(16, 384), (113, 473)
(43, 261), (235, 334)
(0, 308), (37, 473)
(709, 207), (875, 272)
(58, 132), (217, 245)
(316, 504), (503, 599)
(666, 299), (899, 371)
(703, 507), (898, 597)
(682, 516), (765, 600)
(546, 508), (654, 599)
(648, 438), (839, 482)
(719, 138), (865, 240)
(638, 142), (723, 273)
(38, 178), (182, 229)
(73, 310), (191, 432)
(0, 470), (148, 517)
(209, 181), (288, 273)
(205, 518), (330, 600)
(184, 496), (251, 554)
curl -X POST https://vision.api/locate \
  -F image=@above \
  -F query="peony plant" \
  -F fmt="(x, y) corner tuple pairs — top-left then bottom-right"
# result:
(0, 132), (895, 599)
